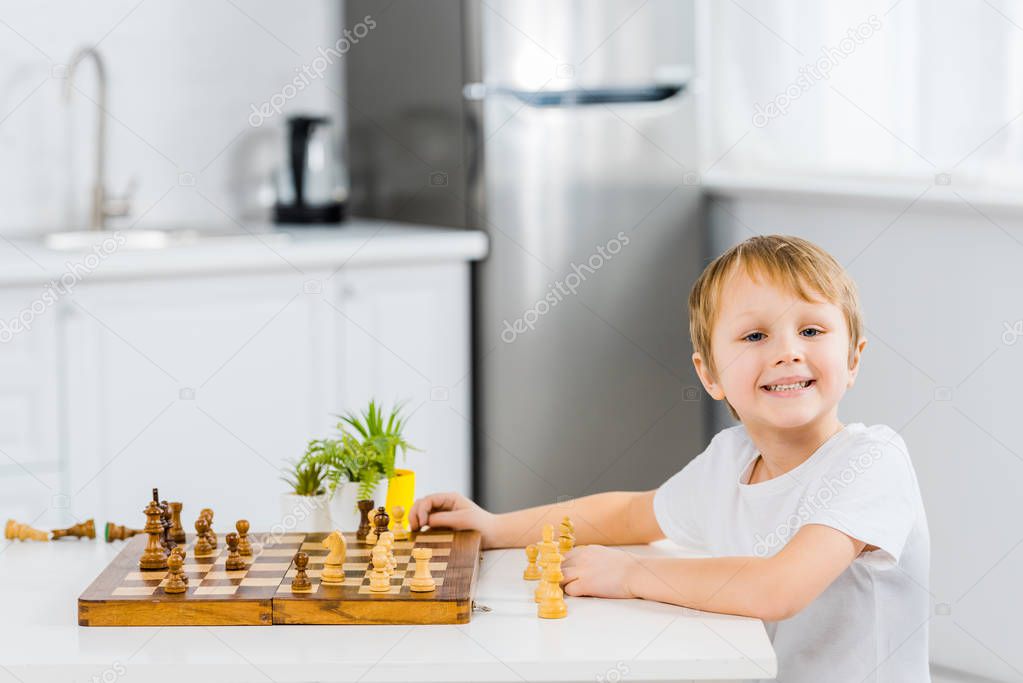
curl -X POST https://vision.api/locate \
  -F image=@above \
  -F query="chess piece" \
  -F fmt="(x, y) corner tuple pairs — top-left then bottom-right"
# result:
(558, 516), (575, 553)
(193, 517), (215, 558)
(163, 551), (188, 594)
(373, 506), (389, 536)
(535, 550), (563, 604)
(391, 505), (410, 541)
(535, 527), (558, 602)
(159, 499), (175, 553)
(236, 519), (252, 556)
(139, 500), (169, 570)
(380, 531), (396, 574)
(171, 547), (188, 585)
(558, 535), (573, 554)
(104, 522), (142, 542)
(537, 553), (567, 619)
(368, 544), (391, 592)
(52, 519), (95, 540)
(291, 551), (312, 593)
(225, 532), (246, 570)
(409, 546), (436, 592)
(356, 499), (374, 540)
(523, 544), (542, 580)
(169, 502), (186, 544)
(4, 519), (49, 542)
(199, 509), (217, 549)
(320, 530), (347, 586)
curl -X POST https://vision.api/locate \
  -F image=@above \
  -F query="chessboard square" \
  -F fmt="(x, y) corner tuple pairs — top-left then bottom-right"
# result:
(357, 585), (401, 594)
(342, 577), (362, 586)
(273, 534), (306, 544)
(415, 533), (454, 543)
(393, 541), (413, 550)
(429, 562), (447, 572)
(430, 548), (451, 557)
(239, 577), (281, 587)
(257, 548), (298, 557)
(112, 586), (158, 596)
(347, 549), (370, 557)
(203, 570), (248, 581)
(276, 583), (320, 595)
(126, 571), (166, 581)
(182, 564), (207, 573)
(401, 577), (445, 587)
(342, 562), (369, 572)
(194, 585), (238, 596)
(299, 541), (324, 550)
(246, 562), (292, 572)
(285, 569), (323, 578)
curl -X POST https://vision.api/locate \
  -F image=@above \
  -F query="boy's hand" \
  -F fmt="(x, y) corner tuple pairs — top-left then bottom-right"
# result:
(561, 545), (637, 599)
(408, 492), (499, 547)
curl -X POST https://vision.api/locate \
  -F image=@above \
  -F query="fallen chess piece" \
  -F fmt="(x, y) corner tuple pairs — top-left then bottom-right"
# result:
(409, 546), (436, 592)
(5, 519), (49, 542)
(52, 519), (95, 540)
(291, 551), (312, 593)
(105, 522), (143, 542)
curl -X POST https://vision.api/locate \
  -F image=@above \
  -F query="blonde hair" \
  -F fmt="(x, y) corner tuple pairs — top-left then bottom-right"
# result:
(689, 235), (863, 420)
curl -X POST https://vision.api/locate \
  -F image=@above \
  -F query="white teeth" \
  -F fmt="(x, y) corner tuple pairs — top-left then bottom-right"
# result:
(765, 380), (811, 392)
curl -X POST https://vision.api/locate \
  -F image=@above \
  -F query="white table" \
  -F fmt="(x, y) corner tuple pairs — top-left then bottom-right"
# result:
(0, 538), (776, 682)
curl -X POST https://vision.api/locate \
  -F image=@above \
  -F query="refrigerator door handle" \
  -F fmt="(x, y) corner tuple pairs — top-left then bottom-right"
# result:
(462, 83), (687, 107)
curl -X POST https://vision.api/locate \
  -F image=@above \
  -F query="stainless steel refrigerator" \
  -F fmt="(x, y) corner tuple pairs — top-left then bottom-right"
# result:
(345, 0), (709, 511)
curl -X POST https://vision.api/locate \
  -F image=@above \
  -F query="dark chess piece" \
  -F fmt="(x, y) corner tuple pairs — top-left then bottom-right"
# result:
(193, 517), (215, 558)
(373, 506), (390, 537)
(236, 519), (252, 556)
(169, 502), (186, 544)
(199, 508), (217, 549)
(171, 547), (188, 585)
(160, 500), (176, 554)
(356, 499), (374, 540)
(291, 551), (312, 593)
(225, 532), (246, 571)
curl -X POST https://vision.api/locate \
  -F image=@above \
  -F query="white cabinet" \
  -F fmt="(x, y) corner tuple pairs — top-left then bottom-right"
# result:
(0, 262), (475, 532)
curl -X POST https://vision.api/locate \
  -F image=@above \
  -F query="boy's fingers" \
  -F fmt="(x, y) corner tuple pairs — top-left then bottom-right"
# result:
(410, 493), (458, 530)
(424, 509), (469, 530)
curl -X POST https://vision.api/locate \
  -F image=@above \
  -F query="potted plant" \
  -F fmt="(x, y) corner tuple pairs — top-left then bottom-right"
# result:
(278, 458), (332, 532)
(301, 400), (417, 530)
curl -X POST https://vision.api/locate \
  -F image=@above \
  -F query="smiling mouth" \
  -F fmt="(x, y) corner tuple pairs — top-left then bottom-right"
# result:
(761, 379), (815, 393)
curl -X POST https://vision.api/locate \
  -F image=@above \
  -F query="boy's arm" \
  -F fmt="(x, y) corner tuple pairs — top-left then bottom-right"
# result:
(564, 523), (864, 622)
(408, 490), (664, 549)
(490, 490), (665, 548)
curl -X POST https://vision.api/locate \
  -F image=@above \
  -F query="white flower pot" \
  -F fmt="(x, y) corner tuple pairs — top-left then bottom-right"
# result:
(278, 493), (332, 532)
(329, 480), (386, 532)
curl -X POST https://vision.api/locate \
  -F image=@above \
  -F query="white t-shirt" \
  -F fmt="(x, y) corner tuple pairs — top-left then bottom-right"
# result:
(654, 422), (930, 683)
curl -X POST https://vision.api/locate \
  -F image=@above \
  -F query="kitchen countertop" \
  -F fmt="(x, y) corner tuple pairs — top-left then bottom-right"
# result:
(0, 538), (777, 682)
(0, 220), (489, 286)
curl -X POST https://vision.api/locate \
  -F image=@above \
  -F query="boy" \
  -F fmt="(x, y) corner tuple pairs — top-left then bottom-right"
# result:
(410, 235), (930, 682)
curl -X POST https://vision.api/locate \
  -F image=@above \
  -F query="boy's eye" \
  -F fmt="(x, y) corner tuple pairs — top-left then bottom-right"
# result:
(801, 328), (823, 337)
(743, 332), (765, 342)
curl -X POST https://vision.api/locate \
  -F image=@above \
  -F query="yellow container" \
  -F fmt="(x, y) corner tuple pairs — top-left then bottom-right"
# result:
(385, 468), (415, 530)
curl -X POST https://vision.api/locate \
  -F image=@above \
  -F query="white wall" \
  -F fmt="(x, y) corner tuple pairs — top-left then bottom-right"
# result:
(709, 189), (1023, 682)
(0, 0), (346, 235)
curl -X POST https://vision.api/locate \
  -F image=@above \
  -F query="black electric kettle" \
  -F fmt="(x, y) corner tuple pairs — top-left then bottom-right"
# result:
(273, 115), (348, 224)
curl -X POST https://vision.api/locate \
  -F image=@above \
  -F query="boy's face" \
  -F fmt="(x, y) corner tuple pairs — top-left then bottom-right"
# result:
(693, 269), (867, 431)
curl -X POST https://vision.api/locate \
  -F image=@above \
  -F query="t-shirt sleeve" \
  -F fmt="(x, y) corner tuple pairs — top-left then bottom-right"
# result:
(653, 443), (713, 551)
(804, 428), (921, 567)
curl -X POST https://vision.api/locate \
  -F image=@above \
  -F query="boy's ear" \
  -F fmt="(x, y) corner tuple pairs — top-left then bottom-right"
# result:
(847, 337), (868, 388)
(692, 352), (726, 400)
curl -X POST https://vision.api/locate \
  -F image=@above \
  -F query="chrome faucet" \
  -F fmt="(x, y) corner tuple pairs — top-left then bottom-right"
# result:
(64, 46), (132, 230)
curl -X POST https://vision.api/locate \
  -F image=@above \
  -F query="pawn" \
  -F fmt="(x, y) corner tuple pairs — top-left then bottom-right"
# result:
(537, 524), (557, 568)
(368, 545), (392, 592)
(236, 520), (252, 556)
(537, 555), (567, 619)
(225, 532), (246, 570)
(163, 551), (188, 594)
(171, 547), (189, 585)
(523, 544), (542, 580)
(199, 509), (217, 549)
(408, 547), (436, 592)
(291, 551), (312, 593)
(52, 519), (95, 540)
(391, 505), (410, 541)
(193, 518), (214, 558)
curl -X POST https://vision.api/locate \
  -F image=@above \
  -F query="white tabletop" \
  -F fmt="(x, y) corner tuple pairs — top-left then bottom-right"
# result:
(0, 538), (777, 682)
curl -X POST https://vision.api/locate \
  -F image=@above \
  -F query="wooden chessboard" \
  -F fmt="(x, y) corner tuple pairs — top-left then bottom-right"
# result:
(78, 529), (482, 627)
